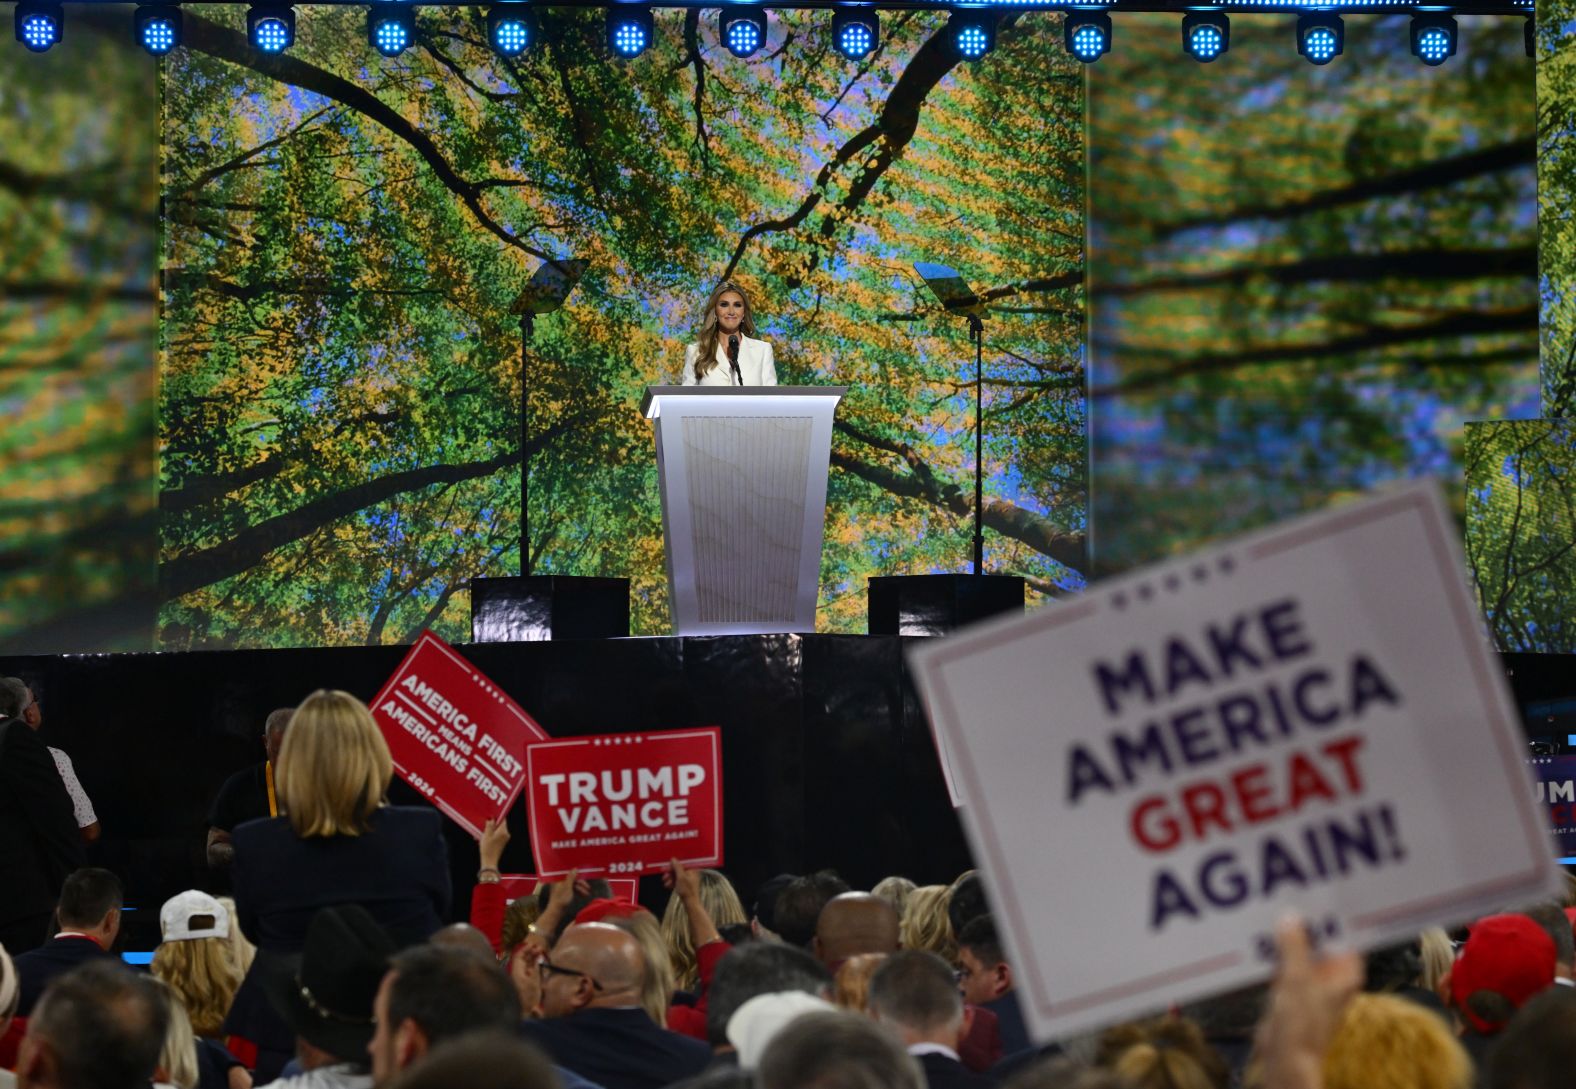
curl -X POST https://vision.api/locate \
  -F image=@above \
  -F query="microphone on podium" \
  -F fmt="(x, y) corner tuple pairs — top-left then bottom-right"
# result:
(728, 333), (742, 386)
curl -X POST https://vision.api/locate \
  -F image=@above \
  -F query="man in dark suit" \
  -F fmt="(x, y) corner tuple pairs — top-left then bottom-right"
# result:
(13, 868), (121, 1016)
(958, 916), (1029, 1057)
(521, 923), (710, 1089)
(870, 951), (995, 1089)
(0, 682), (85, 955)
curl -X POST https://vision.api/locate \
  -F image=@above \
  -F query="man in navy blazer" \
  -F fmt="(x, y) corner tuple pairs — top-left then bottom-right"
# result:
(13, 867), (121, 1016)
(870, 951), (996, 1089)
(521, 923), (710, 1089)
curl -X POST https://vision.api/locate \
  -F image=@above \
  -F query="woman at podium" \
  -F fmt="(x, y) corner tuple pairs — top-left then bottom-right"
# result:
(682, 281), (778, 386)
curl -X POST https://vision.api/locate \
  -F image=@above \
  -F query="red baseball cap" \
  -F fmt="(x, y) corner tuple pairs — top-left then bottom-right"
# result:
(574, 898), (649, 925)
(1450, 914), (1557, 1034)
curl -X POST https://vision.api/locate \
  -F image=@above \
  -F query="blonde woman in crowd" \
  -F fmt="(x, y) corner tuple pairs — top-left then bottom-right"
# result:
(871, 877), (917, 920)
(151, 981), (201, 1089)
(1322, 993), (1471, 1089)
(833, 953), (888, 1013)
(1097, 1017), (1228, 1089)
(215, 897), (254, 976)
(1417, 928), (1453, 998)
(900, 885), (958, 965)
(151, 892), (243, 1039)
(607, 909), (678, 1027)
(661, 868), (746, 990)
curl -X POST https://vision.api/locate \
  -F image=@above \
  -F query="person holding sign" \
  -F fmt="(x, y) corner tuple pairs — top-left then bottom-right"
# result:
(225, 690), (451, 1082)
(680, 281), (777, 387)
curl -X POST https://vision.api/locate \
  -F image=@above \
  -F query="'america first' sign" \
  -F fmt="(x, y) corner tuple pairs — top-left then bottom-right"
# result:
(525, 728), (723, 878)
(370, 631), (548, 838)
(910, 483), (1562, 1040)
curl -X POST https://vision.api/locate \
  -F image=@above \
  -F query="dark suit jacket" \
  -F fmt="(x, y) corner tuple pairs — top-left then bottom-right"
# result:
(982, 991), (1030, 1058)
(13, 934), (114, 1015)
(520, 1007), (712, 1089)
(0, 718), (85, 926)
(230, 805), (451, 952)
(917, 1051), (996, 1089)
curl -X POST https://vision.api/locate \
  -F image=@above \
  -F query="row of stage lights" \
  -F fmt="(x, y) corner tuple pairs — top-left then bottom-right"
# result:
(11, 1), (1532, 65)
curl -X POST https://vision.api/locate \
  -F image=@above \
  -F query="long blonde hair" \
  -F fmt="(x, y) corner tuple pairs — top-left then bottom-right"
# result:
(609, 912), (677, 1027)
(151, 981), (201, 1089)
(215, 896), (255, 976)
(151, 937), (243, 1038)
(900, 886), (957, 965)
(691, 281), (758, 380)
(276, 690), (391, 838)
(660, 869), (747, 990)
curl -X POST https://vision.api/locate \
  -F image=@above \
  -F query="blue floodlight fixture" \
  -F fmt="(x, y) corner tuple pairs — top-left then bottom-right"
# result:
(15, 1), (62, 52)
(832, 6), (879, 60)
(947, 9), (997, 61)
(1181, 10), (1228, 62)
(1409, 12), (1456, 65)
(135, 4), (181, 55)
(1296, 11), (1342, 65)
(1064, 9), (1110, 63)
(720, 5), (767, 58)
(607, 4), (653, 57)
(487, 4), (535, 56)
(248, 4), (295, 53)
(367, 4), (415, 57)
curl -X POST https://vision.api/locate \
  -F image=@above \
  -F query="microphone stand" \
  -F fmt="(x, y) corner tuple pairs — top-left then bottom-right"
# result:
(729, 335), (743, 386)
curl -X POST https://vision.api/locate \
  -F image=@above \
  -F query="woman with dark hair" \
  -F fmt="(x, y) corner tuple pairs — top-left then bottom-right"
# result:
(682, 281), (777, 387)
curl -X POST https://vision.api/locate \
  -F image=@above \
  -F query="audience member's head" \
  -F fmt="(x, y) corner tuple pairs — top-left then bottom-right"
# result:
(774, 871), (851, 949)
(502, 895), (543, 953)
(382, 1031), (559, 1089)
(1485, 984), (1576, 1089)
(1364, 939), (1424, 995)
(1417, 928), (1453, 996)
(370, 944), (520, 1087)
(536, 923), (644, 1021)
(1001, 1058), (1131, 1089)
(55, 868), (123, 947)
(18, 960), (170, 1089)
(150, 891), (241, 1038)
(728, 992), (839, 1068)
(267, 905), (393, 1071)
(870, 877), (916, 919)
(867, 950), (963, 1048)
(663, 869), (748, 989)
(534, 878), (613, 947)
(276, 689), (392, 839)
(757, 1010), (923, 1089)
(0, 677), (31, 721)
(814, 893), (900, 971)
(264, 706), (294, 765)
(1515, 901), (1576, 981)
(1323, 992), (1471, 1089)
(945, 872), (988, 940)
(1449, 914), (1556, 1036)
(956, 915), (1012, 1006)
(1096, 1017), (1227, 1089)
(430, 923), (496, 961)
(833, 953), (887, 1013)
(750, 874), (797, 940)
(898, 886), (956, 966)
(149, 980), (199, 1089)
(708, 942), (833, 1050)
(1, 943), (19, 1034)
(605, 909), (675, 1027)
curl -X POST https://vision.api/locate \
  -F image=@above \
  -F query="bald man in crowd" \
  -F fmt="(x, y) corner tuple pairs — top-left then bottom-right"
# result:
(520, 922), (710, 1089)
(813, 892), (901, 972)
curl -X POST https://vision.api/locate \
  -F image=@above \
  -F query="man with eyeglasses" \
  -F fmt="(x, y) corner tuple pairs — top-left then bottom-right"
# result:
(520, 923), (710, 1089)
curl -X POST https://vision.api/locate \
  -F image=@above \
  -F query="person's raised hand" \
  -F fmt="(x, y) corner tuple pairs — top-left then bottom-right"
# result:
(664, 857), (701, 902)
(1255, 915), (1362, 1089)
(479, 817), (510, 872)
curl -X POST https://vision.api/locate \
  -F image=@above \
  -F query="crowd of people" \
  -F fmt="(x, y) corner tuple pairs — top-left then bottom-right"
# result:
(4, 683), (1576, 1089)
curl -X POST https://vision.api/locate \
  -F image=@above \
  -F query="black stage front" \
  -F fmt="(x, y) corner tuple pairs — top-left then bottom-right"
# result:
(0, 635), (967, 952)
(1, 638), (1564, 955)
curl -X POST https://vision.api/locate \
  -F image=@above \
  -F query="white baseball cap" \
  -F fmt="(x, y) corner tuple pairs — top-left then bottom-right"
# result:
(159, 891), (230, 942)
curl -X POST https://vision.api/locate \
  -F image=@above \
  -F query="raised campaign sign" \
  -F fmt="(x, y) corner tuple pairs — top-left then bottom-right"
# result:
(910, 482), (1562, 1040)
(498, 875), (641, 905)
(370, 631), (548, 838)
(525, 728), (723, 878)
(1529, 756), (1576, 858)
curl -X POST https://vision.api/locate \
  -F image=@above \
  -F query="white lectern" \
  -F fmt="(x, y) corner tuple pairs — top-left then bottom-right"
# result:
(642, 386), (847, 635)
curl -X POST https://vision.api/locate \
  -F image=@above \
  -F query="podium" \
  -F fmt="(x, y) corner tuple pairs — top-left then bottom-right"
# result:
(642, 386), (847, 635)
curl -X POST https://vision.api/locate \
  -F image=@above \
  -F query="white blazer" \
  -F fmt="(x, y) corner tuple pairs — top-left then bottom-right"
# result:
(682, 335), (777, 387)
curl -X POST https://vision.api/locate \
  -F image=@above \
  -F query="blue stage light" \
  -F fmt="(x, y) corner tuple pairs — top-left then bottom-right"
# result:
(1410, 13), (1456, 65)
(1064, 10), (1110, 63)
(1296, 12), (1342, 65)
(1181, 10), (1228, 61)
(607, 5), (653, 57)
(15, 2), (62, 52)
(947, 10), (996, 60)
(487, 4), (534, 56)
(248, 4), (295, 53)
(720, 6), (767, 58)
(367, 5), (415, 57)
(832, 7), (879, 60)
(135, 5), (181, 55)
